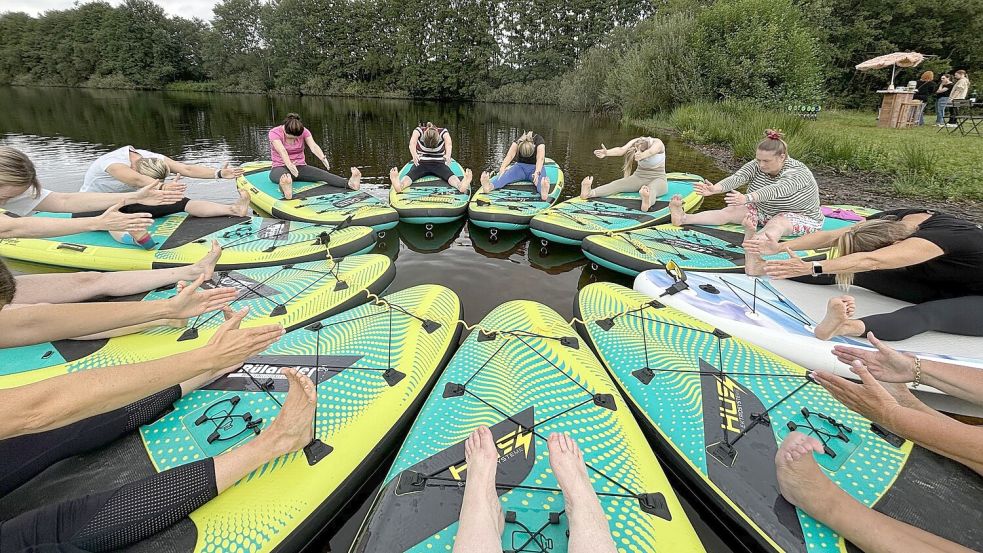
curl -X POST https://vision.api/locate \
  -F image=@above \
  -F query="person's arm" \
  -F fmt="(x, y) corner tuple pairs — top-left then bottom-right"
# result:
(36, 184), (186, 213)
(764, 237), (944, 279)
(271, 139), (299, 177)
(408, 129), (421, 165)
(533, 143), (546, 181)
(165, 157), (243, 180)
(498, 143), (517, 176)
(1, 311), (284, 439)
(633, 138), (665, 161)
(0, 205), (152, 239)
(443, 133), (453, 164)
(304, 135), (330, 170)
(105, 163), (160, 189)
(715, 162), (756, 193)
(743, 170), (813, 204)
(0, 275), (235, 347)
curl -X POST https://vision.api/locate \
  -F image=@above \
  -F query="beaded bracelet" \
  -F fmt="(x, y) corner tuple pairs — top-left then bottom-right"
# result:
(912, 356), (922, 389)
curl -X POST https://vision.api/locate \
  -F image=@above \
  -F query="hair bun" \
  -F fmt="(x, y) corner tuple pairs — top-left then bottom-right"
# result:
(286, 113), (300, 120)
(764, 129), (784, 141)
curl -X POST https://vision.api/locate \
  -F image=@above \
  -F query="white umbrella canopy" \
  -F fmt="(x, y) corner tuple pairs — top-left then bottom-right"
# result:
(856, 52), (926, 89)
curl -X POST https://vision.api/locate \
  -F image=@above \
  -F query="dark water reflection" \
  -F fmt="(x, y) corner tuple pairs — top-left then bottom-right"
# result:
(0, 86), (735, 552)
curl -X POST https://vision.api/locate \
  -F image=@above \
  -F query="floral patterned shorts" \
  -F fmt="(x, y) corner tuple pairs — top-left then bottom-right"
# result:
(747, 204), (823, 236)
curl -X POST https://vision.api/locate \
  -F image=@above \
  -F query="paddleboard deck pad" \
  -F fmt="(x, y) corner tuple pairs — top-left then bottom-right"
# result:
(468, 159), (563, 230)
(351, 300), (704, 552)
(0, 285), (462, 553)
(390, 160), (469, 224)
(576, 282), (983, 553)
(529, 172), (704, 245)
(237, 161), (398, 231)
(0, 209), (376, 271)
(582, 205), (879, 276)
(0, 254), (395, 387)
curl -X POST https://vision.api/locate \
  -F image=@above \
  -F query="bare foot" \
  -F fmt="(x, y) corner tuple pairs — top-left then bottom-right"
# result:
(348, 167), (361, 190)
(278, 174), (293, 200)
(669, 194), (686, 226)
(639, 185), (652, 212)
(458, 168), (473, 193)
(775, 432), (837, 521)
(232, 189), (252, 217)
(580, 176), (594, 199)
(480, 171), (493, 193)
(540, 175), (551, 201)
(389, 167), (403, 193)
(743, 214), (765, 276)
(265, 367), (317, 457)
(815, 295), (856, 340)
(548, 432), (595, 514)
(458, 426), (505, 539)
(188, 240), (222, 281)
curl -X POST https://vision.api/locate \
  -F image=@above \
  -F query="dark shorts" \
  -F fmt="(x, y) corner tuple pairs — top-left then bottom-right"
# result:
(405, 161), (457, 184)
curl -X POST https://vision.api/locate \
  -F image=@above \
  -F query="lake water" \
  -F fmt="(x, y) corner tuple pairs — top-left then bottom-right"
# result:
(0, 86), (735, 552)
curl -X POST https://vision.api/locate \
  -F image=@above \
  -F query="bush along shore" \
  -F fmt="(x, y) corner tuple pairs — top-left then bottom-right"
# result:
(637, 102), (983, 220)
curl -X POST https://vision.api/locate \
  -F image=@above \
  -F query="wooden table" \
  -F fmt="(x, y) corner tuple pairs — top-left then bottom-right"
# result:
(877, 89), (915, 128)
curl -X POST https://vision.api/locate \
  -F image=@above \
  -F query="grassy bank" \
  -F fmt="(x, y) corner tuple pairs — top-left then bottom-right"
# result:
(638, 102), (983, 201)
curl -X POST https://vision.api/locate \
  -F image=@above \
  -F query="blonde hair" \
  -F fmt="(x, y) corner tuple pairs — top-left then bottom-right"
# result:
(0, 146), (41, 199)
(622, 137), (653, 177)
(135, 157), (169, 181)
(832, 218), (914, 287)
(421, 122), (442, 149)
(516, 131), (537, 159)
(919, 70), (934, 82)
(757, 129), (788, 158)
(0, 260), (15, 307)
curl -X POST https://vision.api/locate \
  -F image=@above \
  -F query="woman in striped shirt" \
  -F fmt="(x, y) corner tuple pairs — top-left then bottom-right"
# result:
(389, 122), (472, 193)
(668, 129), (823, 274)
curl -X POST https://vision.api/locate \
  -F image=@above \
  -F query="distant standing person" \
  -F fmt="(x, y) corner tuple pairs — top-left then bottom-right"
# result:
(389, 122), (472, 194)
(912, 71), (937, 126)
(935, 74), (954, 127)
(480, 131), (550, 201)
(947, 70), (971, 126)
(268, 113), (361, 200)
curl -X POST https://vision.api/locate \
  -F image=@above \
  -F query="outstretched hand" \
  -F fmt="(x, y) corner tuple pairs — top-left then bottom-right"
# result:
(219, 161), (245, 179)
(763, 248), (812, 279)
(97, 202), (153, 233)
(724, 190), (747, 207)
(810, 362), (904, 426)
(743, 234), (782, 256)
(167, 275), (238, 319)
(133, 182), (184, 206)
(593, 144), (608, 159)
(693, 179), (717, 196)
(832, 332), (918, 383)
(204, 306), (284, 370)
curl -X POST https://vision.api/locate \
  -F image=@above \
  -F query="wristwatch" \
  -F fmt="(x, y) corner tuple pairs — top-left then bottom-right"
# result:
(811, 261), (824, 276)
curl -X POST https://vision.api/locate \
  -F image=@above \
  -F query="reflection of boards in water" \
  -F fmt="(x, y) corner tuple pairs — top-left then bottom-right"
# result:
(467, 159), (564, 230)
(371, 227), (401, 261)
(0, 208), (377, 272)
(0, 255), (396, 387)
(527, 239), (585, 274)
(467, 222), (527, 258)
(351, 300), (705, 553)
(529, 173), (704, 246)
(397, 219), (466, 253)
(0, 285), (462, 553)
(237, 161), (399, 231)
(389, 160), (469, 224)
(581, 205), (879, 276)
(634, 269), (983, 417)
(577, 283), (983, 553)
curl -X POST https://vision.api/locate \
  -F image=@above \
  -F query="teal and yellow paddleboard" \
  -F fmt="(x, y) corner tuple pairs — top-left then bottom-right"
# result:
(468, 159), (563, 230)
(351, 300), (705, 552)
(237, 161), (399, 231)
(581, 205), (879, 276)
(0, 285), (462, 553)
(529, 172), (704, 246)
(576, 283), (983, 553)
(0, 254), (395, 387)
(389, 160), (469, 224)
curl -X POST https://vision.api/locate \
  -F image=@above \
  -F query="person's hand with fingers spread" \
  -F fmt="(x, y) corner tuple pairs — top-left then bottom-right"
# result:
(764, 247), (813, 279)
(725, 190), (748, 206)
(593, 144), (608, 158)
(743, 233), (782, 256)
(833, 332), (919, 383)
(96, 202), (153, 233)
(203, 306), (285, 374)
(161, 174), (188, 194)
(130, 182), (185, 206)
(167, 274), (238, 319)
(693, 179), (718, 197)
(810, 362), (904, 428)
(218, 161), (244, 179)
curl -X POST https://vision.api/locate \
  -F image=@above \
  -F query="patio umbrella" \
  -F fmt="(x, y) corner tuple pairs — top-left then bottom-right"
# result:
(856, 52), (925, 89)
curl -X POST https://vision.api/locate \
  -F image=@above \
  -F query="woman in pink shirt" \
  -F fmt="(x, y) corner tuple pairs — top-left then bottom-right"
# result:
(268, 113), (361, 199)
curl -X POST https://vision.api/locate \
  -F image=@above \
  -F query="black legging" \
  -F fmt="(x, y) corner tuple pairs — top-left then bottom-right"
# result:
(269, 165), (348, 189)
(404, 161), (457, 184)
(0, 386), (220, 552)
(76, 198), (192, 220)
(859, 296), (983, 341)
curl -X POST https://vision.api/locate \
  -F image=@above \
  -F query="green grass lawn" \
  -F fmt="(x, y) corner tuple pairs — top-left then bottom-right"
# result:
(638, 102), (983, 201)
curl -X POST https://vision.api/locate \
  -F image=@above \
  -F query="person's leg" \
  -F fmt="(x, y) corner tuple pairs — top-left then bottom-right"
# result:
(269, 166), (293, 199)
(776, 432), (975, 553)
(483, 164), (530, 193)
(638, 176), (668, 212)
(814, 296), (864, 339)
(936, 98), (949, 126)
(11, 242), (222, 304)
(184, 191), (250, 218)
(392, 164), (428, 193)
(670, 197), (747, 227)
(444, 166), (473, 194)
(293, 164), (360, 191)
(549, 433), (617, 553)
(857, 296), (983, 341)
(0, 369), (316, 552)
(452, 426), (505, 553)
(584, 174), (645, 199)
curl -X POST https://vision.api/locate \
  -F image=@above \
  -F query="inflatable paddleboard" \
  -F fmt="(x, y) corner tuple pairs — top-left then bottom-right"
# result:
(389, 160), (469, 224)
(582, 205), (879, 276)
(529, 172), (704, 245)
(0, 209), (376, 271)
(576, 282), (983, 553)
(0, 285), (462, 553)
(351, 300), (704, 552)
(0, 254), (395, 387)
(467, 159), (563, 230)
(634, 268), (983, 416)
(237, 161), (399, 231)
